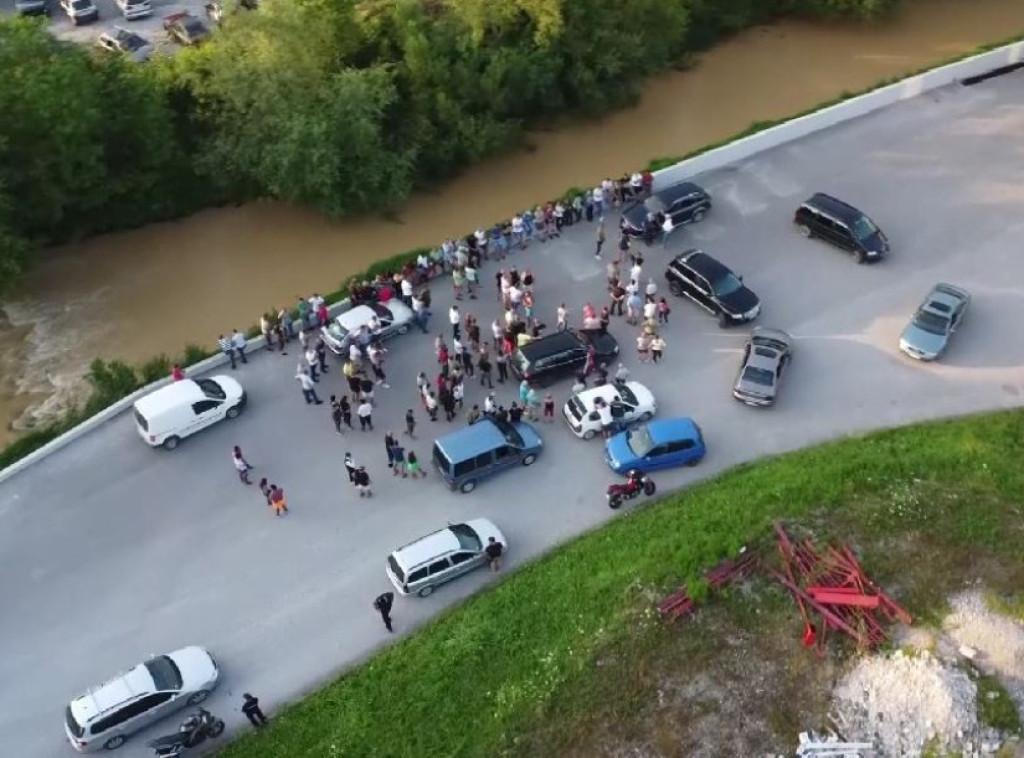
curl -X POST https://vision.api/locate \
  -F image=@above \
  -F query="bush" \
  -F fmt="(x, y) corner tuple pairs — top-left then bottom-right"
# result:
(138, 355), (171, 385)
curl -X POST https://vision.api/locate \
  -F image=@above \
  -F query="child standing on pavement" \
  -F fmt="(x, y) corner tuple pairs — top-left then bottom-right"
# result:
(543, 393), (555, 422)
(406, 451), (424, 478)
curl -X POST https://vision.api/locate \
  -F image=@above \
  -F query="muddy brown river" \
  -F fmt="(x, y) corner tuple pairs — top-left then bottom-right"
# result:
(2, 0), (1023, 444)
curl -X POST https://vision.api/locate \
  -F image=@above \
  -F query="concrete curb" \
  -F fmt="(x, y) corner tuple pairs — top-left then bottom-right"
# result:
(1, 40), (1021, 485)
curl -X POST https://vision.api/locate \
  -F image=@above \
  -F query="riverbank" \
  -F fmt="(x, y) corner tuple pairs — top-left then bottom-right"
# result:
(3, 0), (1024, 447)
(217, 408), (1024, 757)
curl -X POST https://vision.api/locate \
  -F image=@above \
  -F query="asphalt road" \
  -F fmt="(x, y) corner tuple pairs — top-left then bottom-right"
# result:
(3, 72), (1024, 757)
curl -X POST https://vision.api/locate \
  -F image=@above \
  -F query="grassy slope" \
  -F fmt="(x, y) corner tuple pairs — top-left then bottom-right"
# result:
(219, 409), (1024, 757)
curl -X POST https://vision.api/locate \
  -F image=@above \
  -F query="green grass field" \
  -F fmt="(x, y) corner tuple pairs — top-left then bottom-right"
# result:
(219, 409), (1024, 757)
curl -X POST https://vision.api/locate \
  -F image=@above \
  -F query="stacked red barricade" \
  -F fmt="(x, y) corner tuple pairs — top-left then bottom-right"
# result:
(658, 548), (759, 621)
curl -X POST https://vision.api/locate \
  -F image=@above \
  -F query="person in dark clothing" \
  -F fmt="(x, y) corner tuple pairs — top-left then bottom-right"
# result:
(441, 389), (456, 422)
(496, 405), (509, 423)
(374, 591), (395, 632)
(315, 339), (329, 374)
(508, 402), (524, 424)
(495, 352), (509, 383)
(340, 395), (353, 429)
(330, 396), (343, 433)
(344, 452), (357, 484)
(461, 347), (474, 377)
(478, 354), (493, 388)
(384, 432), (397, 468)
(242, 693), (267, 727)
(347, 374), (361, 394)
(485, 536), (504, 571)
(405, 408), (416, 437)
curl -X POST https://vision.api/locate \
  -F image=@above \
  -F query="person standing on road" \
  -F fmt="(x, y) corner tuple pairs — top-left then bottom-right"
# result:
(661, 214), (675, 245)
(354, 466), (373, 497)
(391, 443), (407, 477)
(384, 432), (397, 469)
(338, 395), (353, 429)
(259, 478), (272, 505)
(344, 452), (357, 485)
(405, 408), (417, 437)
(485, 536), (504, 572)
(242, 693), (267, 728)
(651, 333), (666, 364)
(232, 329), (249, 365)
(374, 591), (395, 633)
(357, 399), (374, 431)
(425, 390), (439, 421)
(406, 450), (424, 478)
(495, 349), (509, 384)
(449, 305), (461, 340)
(658, 297), (671, 325)
(543, 393), (555, 423)
(594, 219), (606, 260)
(478, 352), (493, 388)
(305, 345), (320, 382)
(171, 363), (185, 382)
(315, 338), (329, 375)
(268, 484), (289, 516)
(330, 396), (344, 434)
(218, 334), (237, 370)
(232, 446), (253, 484)
(296, 371), (323, 405)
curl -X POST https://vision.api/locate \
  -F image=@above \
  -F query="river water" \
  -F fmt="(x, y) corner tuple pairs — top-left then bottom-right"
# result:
(2, 0), (1023, 444)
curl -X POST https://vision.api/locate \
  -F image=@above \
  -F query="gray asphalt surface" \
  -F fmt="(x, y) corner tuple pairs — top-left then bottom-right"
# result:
(3, 72), (1024, 757)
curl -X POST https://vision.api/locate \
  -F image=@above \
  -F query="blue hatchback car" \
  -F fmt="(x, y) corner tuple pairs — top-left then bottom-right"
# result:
(604, 418), (705, 475)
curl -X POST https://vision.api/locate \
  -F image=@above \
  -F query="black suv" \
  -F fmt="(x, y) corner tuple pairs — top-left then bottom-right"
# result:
(665, 249), (761, 327)
(621, 181), (711, 238)
(794, 193), (888, 264)
(511, 330), (619, 386)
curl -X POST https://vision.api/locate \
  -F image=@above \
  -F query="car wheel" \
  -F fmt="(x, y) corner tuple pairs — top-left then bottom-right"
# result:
(187, 690), (210, 705)
(638, 411), (653, 422)
(855, 250), (867, 264)
(691, 209), (706, 223)
(103, 735), (125, 750)
(686, 457), (701, 467)
(418, 585), (435, 598)
(669, 281), (684, 297)
(717, 312), (729, 328)
(521, 454), (537, 466)
(459, 479), (476, 494)
(225, 404), (241, 420)
(798, 224), (812, 238)
(209, 718), (225, 737)
(582, 429), (596, 440)
(162, 435), (180, 451)
(397, 324), (410, 335)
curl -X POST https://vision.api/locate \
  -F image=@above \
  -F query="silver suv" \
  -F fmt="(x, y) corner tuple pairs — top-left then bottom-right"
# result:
(386, 519), (506, 597)
(64, 646), (220, 752)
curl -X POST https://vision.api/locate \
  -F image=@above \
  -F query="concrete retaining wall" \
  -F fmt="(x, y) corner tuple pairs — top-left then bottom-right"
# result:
(2, 40), (1021, 485)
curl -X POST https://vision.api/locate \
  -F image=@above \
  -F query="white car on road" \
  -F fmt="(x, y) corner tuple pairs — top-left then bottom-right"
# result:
(562, 381), (657, 439)
(321, 300), (414, 356)
(133, 376), (246, 450)
(115, 0), (152, 20)
(65, 646), (220, 752)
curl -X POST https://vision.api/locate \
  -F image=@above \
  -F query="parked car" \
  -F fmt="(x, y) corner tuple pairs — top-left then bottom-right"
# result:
(14, 0), (49, 16)
(60, 0), (99, 25)
(321, 300), (414, 356)
(64, 646), (220, 753)
(510, 329), (619, 386)
(133, 376), (246, 450)
(164, 12), (210, 46)
(665, 249), (761, 327)
(733, 327), (793, 407)
(563, 381), (656, 440)
(115, 0), (152, 20)
(605, 418), (705, 475)
(898, 283), (970, 361)
(432, 417), (543, 493)
(386, 519), (506, 597)
(621, 181), (711, 237)
(97, 28), (154, 62)
(794, 193), (888, 264)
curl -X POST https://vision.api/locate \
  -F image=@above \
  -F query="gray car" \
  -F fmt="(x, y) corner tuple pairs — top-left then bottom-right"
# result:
(898, 283), (970, 361)
(97, 28), (155, 62)
(732, 327), (793, 407)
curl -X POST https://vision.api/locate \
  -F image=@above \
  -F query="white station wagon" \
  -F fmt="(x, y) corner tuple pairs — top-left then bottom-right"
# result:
(562, 381), (657, 440)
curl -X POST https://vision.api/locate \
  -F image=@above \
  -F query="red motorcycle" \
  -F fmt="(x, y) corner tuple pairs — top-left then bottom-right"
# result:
(606, 470), (656, 509)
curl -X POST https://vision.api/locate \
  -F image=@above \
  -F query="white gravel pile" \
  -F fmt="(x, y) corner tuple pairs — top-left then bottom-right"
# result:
(832, 649), (978, 755)
(944, 590), (1024, 716)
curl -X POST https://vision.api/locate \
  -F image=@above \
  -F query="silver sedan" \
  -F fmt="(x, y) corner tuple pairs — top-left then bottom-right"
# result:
(732, 327), (793, 407)
(898, 283), (970, 361)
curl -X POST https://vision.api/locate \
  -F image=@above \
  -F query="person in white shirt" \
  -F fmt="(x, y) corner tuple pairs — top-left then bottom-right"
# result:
(596, 398), (614, 438)
(630, 262), (643, 287)
(231, 329), (249, 365)
(661, 215), (675, 245)
(629, 172), (643, 198)
(348, 342), (362, 365)
(449, 305), (461, 339)
(643, 298), (658, 323)
(556, 303), (567, 331)
(484, 392), (497, 414)
(296, 371), (322, 405)
(400, 278), (414, 306)
(645, 278), (657, 298)
(508, 285), (523, 311)
(305, 347), (320, 381)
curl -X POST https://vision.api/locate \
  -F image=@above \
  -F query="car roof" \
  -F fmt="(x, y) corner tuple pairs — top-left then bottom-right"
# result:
(928, 283), (969, 308)
(519, 330), (582, 359)
(657, 181), (706, 203)
(747, 345), (782, 371)
(72, 662), (154, 725)
(134, 379), (206, 416)
(393, 525), (462, 570)
(435, 418), (508, 459)
(646, 417), (699, 444)
(676, 249), (729, 281)
(803, 193), (865, 223)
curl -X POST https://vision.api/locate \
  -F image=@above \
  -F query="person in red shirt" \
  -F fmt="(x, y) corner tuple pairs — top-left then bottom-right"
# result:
(171, 364), (185, 382)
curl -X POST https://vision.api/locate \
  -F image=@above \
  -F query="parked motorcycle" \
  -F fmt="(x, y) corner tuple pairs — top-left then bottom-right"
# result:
(606, 470), (656, 509)
(148, 708), (225, 757)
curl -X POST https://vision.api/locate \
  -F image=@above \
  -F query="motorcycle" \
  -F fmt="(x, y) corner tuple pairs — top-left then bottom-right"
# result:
(147, 708), (225, 757)
(606, 471), (656, 509)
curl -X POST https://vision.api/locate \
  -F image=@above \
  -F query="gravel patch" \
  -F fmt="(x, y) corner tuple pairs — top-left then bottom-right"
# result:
(832, 649), (979, 756)
(945, 590), (1024, 720)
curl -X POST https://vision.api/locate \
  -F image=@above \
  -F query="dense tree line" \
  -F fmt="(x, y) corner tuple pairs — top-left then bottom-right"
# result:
(0, 0), (898, 293)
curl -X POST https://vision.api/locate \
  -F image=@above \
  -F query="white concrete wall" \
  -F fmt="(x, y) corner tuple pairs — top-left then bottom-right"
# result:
(2, 40), (1022, 483)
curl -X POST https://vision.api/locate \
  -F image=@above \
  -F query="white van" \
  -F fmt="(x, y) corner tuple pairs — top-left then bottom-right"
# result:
(133, 376), (246, 450)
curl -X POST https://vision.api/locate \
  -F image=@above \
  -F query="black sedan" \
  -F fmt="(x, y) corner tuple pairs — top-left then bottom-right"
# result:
(665, 249), (760, 327)
(621, 181), (711, 238)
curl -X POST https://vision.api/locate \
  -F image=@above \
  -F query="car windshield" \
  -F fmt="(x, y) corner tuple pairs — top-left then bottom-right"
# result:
(712, 273), (743, 298)
(65, 705), (84, 738)
(626, 425), (654, 457)
(492, 418), (524, 447)
(144, 655), (183, 691)
(567, 396), (584, 422)
(644, 197), (666, 215)
(327, 322), (348, 341)
(851, 215), (879, 241)
(184, 20), (204, 33)
(197, 378), (226, 400)
(742, 366), (775, 387)
(912, 309), (950, 335)
(432, 443), (449, 473)
(122, 36), (145, 51)
(449, 523), (483, 552)
(616, 385), (638, 406)
(387, 555), (405, 583)
(72, 0), (92, 8)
